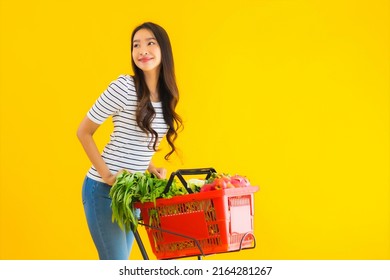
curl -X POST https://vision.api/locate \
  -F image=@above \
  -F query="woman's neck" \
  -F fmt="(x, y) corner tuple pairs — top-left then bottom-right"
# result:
(143, 70), (160, 102)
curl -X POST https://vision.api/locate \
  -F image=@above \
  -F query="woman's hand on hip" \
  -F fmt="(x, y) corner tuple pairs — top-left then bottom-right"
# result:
(102, 169), (127, 186)
(102, 173), (117, 186)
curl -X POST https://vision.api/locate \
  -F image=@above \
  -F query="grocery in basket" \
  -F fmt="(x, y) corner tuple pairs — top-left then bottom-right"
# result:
(110, 168), (260, 259)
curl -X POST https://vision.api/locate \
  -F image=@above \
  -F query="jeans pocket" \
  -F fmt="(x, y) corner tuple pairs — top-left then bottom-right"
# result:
(94, 180), (112, 200)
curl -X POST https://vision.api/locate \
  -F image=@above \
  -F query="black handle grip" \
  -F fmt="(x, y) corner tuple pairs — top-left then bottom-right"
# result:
(164, 167), (217, 194)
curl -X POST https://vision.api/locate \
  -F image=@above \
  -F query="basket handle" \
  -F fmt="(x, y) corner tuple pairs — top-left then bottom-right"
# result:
(164, 167), (217, 194)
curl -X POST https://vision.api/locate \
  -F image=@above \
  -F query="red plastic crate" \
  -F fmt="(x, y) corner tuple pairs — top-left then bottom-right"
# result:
(134, 186), (259, 259)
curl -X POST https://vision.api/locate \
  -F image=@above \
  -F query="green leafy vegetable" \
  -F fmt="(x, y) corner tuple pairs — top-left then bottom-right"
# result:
(109, 171), (187, 232)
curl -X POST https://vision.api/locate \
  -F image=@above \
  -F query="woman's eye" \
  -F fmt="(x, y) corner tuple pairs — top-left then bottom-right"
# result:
(148, 41), (156, 46)
(133, 44), (139, 48)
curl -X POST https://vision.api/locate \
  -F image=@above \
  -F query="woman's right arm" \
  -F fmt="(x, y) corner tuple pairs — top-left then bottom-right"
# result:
(77, 116), (117, 185)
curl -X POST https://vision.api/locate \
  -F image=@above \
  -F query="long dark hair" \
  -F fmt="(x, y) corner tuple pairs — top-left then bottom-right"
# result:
(131, 22), (183, 160)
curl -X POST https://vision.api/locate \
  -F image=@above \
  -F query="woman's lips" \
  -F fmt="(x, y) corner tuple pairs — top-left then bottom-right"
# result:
(139, 57), (152, 63)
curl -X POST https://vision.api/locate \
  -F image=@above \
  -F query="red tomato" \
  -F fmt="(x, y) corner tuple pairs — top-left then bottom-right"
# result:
(214, 178), (227, 189)
(200, 182), (218, 192)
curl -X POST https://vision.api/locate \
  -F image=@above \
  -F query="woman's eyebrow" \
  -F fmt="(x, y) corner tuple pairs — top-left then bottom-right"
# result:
(133, 37), (156, 43)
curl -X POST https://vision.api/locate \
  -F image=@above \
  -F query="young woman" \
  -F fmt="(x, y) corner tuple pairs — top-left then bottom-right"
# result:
(77, 22), (182, 260)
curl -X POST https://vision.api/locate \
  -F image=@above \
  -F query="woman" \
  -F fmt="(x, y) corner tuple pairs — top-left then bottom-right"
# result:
(77, 22), (182, 260)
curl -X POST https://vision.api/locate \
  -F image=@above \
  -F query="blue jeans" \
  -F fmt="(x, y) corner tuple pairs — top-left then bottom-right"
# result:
(82, 176), (135, 260)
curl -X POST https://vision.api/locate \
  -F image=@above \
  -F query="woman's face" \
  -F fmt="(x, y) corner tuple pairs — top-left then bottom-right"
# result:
(132, 28), (162, 74)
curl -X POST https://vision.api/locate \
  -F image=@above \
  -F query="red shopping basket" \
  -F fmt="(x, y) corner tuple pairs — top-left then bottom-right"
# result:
(134, 168), (259, 259)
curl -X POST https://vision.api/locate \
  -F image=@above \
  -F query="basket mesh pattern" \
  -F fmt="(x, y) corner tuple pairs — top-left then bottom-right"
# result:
(136, 186), (258, 259)
(229, 196), (251, 207)
(148, 199), (221, 254)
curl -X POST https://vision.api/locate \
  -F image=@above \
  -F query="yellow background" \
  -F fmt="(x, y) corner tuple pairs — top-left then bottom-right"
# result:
(0, 0), (389, 260)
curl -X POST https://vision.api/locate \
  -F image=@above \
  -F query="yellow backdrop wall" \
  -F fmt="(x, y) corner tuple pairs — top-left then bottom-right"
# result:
(0, 0), (389, 260)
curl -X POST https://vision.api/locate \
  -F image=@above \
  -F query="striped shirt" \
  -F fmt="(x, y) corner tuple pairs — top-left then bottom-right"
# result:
(86, 75), (168, 182)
